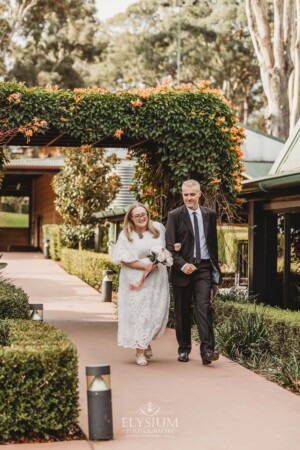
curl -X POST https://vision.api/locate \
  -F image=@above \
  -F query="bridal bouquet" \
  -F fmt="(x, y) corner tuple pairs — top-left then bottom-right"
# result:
(129, 246), (173, 290)
(147, 246), (173, 267)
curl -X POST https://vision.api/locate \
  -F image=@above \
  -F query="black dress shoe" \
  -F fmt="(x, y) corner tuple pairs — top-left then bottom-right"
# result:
(202, 352), (219, 365)
(178, 352), (189, 362)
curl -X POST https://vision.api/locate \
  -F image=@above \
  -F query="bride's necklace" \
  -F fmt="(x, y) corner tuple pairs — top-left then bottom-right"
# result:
(136, 227), (147, 239)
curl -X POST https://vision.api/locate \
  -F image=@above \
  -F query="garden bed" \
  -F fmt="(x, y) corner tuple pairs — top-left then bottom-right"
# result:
(193, 300), (300, 393)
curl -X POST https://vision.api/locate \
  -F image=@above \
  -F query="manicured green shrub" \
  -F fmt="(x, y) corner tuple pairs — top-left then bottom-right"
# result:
(0, 320), (79, 442)
(0, 282), (30, 319)
(60, 248), (120, 291)
(192, 300), (300, 392)
(212, 301), (300, 357)
(42, 224), (62, 261)
(0, 320), (10, 346)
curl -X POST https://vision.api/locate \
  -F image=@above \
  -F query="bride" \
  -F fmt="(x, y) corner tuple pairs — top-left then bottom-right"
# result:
(112, 202), (170, 366)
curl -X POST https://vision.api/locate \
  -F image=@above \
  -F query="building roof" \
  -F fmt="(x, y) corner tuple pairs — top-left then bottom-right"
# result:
(242, 161), (274, 180)
(7, 156), (64, 169)
(242, 119), (300, 195)
(270, 118), (300, 175)
(241, 123), (284, 162)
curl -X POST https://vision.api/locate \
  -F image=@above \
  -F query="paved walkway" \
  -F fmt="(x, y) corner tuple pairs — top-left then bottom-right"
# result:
(3, 252), (300, 450)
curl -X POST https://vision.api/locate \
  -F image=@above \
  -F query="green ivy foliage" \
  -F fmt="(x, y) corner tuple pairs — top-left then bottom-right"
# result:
(0, 81), (245, 220)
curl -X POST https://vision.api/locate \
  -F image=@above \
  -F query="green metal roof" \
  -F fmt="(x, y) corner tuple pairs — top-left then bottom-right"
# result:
(243, 161), (273, 179)
(7, 156), (64, 168)
(92, 206), (130, 219)
(240, 123), (285, 143)
(242, 170), (300, 195)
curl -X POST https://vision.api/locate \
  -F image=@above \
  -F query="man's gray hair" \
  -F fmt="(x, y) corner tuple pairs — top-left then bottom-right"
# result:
(182, 179), (201, 191)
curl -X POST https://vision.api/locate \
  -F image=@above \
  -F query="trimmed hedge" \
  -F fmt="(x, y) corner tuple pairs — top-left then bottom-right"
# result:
(0, 320), (79, 442)
(0, 320), (10, 346)
(190, 300), (300, 391)
(0, 282), (30, 319)
(212, 300), (300, 357)
(42, 224), (62, 261)
(60, 248), (120, 291)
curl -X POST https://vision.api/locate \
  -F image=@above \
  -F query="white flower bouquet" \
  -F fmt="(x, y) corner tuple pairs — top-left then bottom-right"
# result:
(147, 246), (173, 267)
(129, 246), (173, 290)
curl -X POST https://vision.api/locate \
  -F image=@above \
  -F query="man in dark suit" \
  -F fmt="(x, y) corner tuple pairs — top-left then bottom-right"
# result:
(166, 179), (222, 365)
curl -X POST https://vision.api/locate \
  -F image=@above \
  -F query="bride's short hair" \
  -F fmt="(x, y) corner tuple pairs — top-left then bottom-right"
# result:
(123, 203), (160, 242)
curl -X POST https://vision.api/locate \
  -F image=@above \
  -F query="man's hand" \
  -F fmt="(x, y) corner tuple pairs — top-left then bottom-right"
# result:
(182, 263), (197, 275)
(211, 284), (218, 302)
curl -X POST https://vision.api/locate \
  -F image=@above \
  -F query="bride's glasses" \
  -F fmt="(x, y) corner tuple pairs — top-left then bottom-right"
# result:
(132, 212), (148, 220)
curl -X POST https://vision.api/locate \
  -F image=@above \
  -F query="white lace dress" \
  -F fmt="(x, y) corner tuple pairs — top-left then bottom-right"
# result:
(112, 222), (170, 349)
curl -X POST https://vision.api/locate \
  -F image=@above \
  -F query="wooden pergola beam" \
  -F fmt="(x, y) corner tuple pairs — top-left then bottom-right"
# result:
(3, 129), (18, 145)
(46, 132), (66, 146)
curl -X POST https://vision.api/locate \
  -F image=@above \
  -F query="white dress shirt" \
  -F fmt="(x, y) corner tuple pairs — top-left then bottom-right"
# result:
(187, 206), (210, 260)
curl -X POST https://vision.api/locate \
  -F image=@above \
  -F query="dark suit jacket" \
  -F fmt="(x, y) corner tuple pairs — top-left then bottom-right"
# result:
(165, 205), (222, 287)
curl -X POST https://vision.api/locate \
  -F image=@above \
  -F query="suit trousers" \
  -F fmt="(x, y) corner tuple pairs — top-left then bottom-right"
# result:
(173, 260), (215, 356)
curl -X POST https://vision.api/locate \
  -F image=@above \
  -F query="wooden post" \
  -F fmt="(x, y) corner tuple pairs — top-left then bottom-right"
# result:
(248, 201), (266, 300)
(283, 213), (291, 309)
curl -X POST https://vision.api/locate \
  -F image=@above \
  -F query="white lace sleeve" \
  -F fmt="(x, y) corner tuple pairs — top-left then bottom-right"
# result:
(112, 231), (139, 265)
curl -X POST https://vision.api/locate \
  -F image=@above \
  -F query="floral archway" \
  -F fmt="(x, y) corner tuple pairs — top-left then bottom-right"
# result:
(0, 81), (245, 221)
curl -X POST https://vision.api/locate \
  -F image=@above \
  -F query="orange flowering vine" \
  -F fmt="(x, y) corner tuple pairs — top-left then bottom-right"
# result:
(18, 117), (47, 143)
(80, 144), (92, 152)
(7, 93), (21, 104)
(114, 128), (124, 140)
(130, 99), (143, 107)
(74, 87), (108, 94)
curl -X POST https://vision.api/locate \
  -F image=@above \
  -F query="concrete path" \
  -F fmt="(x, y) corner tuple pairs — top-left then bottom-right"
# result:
(3, 252), (300, 450)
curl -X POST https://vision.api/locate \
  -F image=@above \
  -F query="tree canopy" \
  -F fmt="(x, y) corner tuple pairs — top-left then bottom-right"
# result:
(1, 0), (264, 130)
(1, 0), (102, 88)
(92, 0), (262, 127)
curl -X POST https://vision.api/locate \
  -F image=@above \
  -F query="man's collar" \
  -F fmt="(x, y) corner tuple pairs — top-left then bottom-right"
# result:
(186, 205), (200, 215)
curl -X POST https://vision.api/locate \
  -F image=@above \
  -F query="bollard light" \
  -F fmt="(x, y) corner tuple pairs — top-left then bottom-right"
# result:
(101, 270), (114, 302)
(43, 239), (50, 259)
(29, 304), (43, 321)
(86, 364), (113, 440)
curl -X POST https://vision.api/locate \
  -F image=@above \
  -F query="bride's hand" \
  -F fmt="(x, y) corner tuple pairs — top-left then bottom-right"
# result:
(146, 263), (158, 273)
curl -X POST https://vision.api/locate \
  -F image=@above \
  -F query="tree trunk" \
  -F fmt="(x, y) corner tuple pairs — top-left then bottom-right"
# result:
(1, 0), (38, 59)
(246, 0), (298, 140)
(289, 0), (300, 133)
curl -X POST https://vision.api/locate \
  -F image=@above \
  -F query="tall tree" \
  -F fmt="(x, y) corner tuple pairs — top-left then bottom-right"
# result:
(0, 0), (104, 88)
(91, 0), (262, 126)
(246, 0), (300, 139)
(52, 147), (121, 250)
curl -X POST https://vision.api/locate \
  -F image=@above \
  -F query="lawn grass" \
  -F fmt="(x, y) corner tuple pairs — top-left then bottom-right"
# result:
(0, 212), (29, 227)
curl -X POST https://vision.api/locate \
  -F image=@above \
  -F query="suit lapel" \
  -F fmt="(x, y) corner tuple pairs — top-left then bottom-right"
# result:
(200, 206), (208, 242)
(181, 205), (194, 236)
(200, 206), (209, 239)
